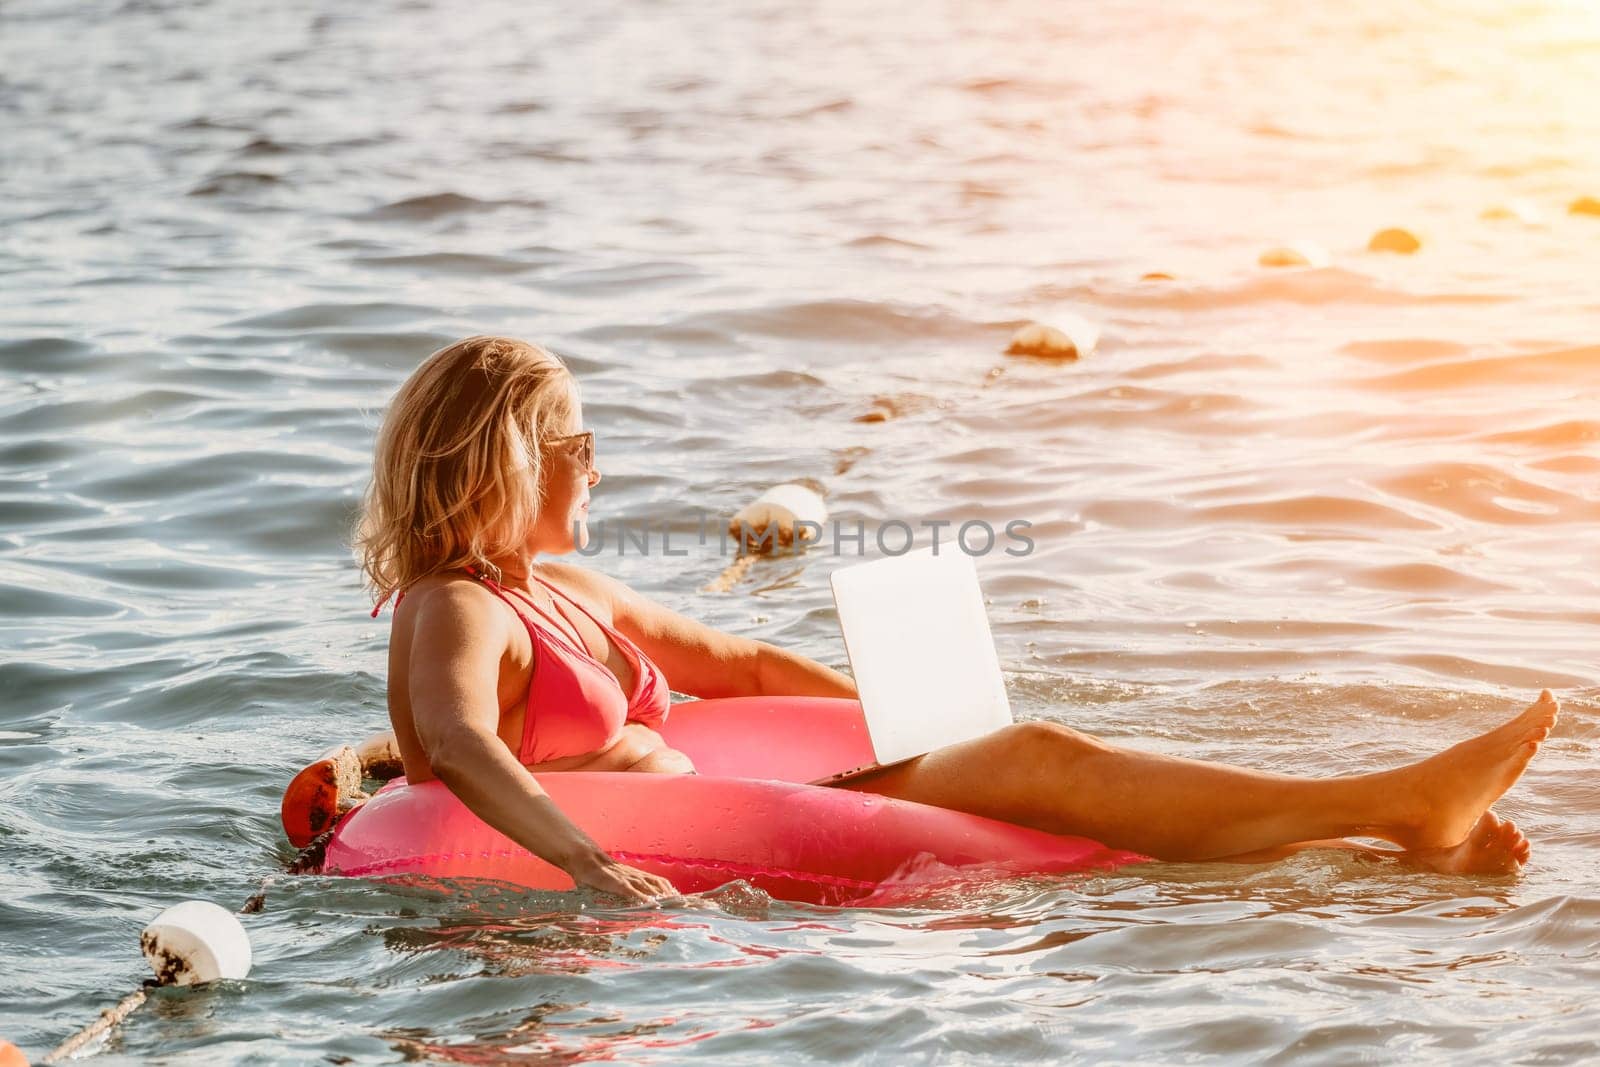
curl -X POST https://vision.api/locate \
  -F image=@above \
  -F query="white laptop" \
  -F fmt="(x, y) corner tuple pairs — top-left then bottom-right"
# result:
(809, 546), (1014, 786)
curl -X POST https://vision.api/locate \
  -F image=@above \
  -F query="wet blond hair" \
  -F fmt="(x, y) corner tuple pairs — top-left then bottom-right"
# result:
(356, 335), (576, 607)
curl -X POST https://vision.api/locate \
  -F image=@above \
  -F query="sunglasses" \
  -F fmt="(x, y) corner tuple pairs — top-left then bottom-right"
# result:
(544, 430), (595, 471)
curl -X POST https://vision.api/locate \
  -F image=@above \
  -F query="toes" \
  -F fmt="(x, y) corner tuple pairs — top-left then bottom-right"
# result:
(1527, 691), (1559, 720)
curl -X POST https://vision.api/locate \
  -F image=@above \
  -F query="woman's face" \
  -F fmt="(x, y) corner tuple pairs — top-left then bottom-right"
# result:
(528, 398), (601, 556)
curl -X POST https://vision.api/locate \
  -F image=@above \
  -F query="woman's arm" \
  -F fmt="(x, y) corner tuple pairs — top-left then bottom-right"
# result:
(547, 562), (859, 700)
(753, 642), (858, 699)
(407, 584), (677, 902)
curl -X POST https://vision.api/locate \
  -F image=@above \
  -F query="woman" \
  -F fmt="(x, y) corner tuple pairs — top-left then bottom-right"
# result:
(291, 336), (1557, 902)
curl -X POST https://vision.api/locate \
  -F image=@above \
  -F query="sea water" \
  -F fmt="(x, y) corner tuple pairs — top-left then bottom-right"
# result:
(2, 0), (1598, 1061)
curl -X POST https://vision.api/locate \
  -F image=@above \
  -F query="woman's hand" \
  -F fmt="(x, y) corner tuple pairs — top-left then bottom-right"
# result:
(564, 846), (679, 903)
(402, 581), (682, 906)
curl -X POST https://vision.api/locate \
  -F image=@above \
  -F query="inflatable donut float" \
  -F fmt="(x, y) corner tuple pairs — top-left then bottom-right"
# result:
(315, 696), (1144, 905)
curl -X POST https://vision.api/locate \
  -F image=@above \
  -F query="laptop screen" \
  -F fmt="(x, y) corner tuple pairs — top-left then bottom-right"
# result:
(829, 546), (1014, 766)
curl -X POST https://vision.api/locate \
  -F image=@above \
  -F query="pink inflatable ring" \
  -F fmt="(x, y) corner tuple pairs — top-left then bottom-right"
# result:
(315, 696), (1144, 905)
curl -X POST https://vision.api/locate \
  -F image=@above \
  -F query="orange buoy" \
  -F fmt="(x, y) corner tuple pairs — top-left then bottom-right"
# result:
(1258, 243), (1329, 268)
(0, 1039), (30, 1066)
(1367, 227), (1421, 254)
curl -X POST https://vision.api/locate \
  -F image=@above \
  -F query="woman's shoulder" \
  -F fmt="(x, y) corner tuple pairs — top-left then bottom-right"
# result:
(394, 572), (510, 632)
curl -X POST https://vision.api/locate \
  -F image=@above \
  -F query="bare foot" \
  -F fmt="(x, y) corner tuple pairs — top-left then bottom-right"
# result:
(1393, 690), (1558, 849)
(1408, 812), (1529, 875)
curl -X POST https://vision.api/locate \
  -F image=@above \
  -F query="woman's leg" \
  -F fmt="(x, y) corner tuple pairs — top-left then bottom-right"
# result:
(837, 691), (1558, 861)
(1217, 811), (1530, 874)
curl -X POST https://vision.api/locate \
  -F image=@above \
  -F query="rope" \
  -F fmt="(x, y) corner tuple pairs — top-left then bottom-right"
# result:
(40, 985), (153, 1064)
(701, 552), (759, 593)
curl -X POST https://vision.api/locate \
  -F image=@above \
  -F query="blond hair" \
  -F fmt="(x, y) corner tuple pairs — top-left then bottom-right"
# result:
(356, 336), (575, 607)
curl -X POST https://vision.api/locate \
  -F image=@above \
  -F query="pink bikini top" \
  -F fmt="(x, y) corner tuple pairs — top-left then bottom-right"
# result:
(470, 570), (671, 765)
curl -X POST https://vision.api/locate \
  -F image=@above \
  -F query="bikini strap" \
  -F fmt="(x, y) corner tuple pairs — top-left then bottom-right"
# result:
(369, 588), (406, 618)
(529, 573), (610, 633)
(466, 565), (590, 652)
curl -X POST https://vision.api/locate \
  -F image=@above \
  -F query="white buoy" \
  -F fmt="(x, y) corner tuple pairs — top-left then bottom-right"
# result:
(727, 483), (828, 554)
(704, 482), (830, 593)
(1481, 198), (1543, 225)
(140, 901), (252, 986)
(1004, 315), (1100, 360)
(40, 900), (254, 1064)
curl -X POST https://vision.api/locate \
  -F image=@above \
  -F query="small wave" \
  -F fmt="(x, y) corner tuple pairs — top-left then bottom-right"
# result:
(187, 170), (284, 197)
(225, 302), (442, 331)
(1378, 462), (1594, 525)
(1363, 345), (1600, 391)
(484, 140), (589, 163)
(1349, 562), (1507, 595)
(1200, 494), (1439, 531)
(1482, 420), (1600, 449)
(79, 655), (372, 727)
(0, 437), (79, 471)
(233, 136), (298, 157)
(1125, 353), (1276, 380)
(539, 260), (705, 295)
(1079, 498), (1190, 529)
(0, 579), (123, 620)
(152, 486), (361, 555)
(1481, 156), (1573, 178)
(1046, 385), (1257, 433)
(961, 180), (1007, 202)
(1, 387), (217, 435)
(351, 252), (540, 276)
(0, 496), (100, 533)
(784, 97), (854, 119)
(959, 76), (1020, 94)
(1390, 653), (1591, 690)
(1087, 268), (1509, 310)
(1247, 120), (1308, 140)
(1340, 338), (1471, 365)
(359, 192), (546, 221)
(1529, 455), (1600, 475)
(0, 335), (102, 372)
(79, 449), (346, 505)
(714, 369), (828, 390)
(844, 234), (934, 251)
(167, 116), (255, 134)
(667, 299), (994, 345)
